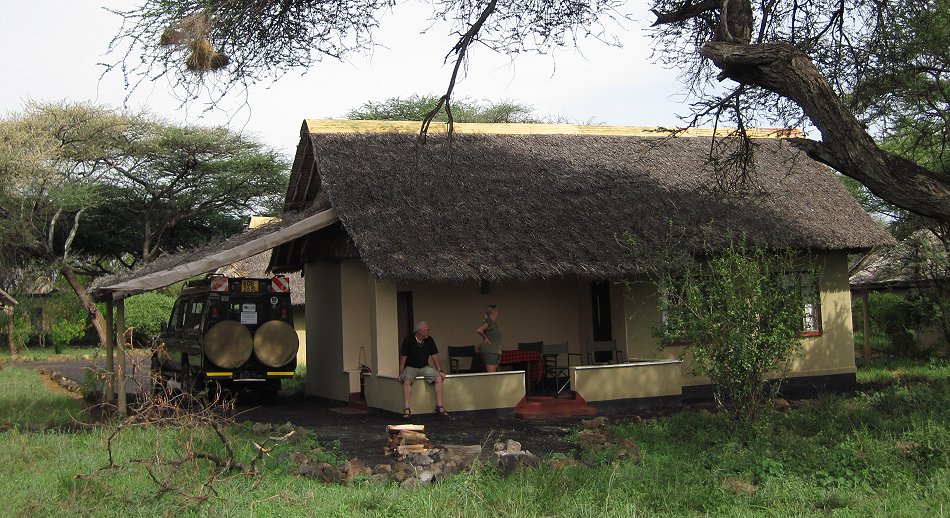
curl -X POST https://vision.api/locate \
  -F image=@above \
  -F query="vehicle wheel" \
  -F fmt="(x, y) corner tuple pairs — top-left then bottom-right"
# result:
(262, 379), (281, 402)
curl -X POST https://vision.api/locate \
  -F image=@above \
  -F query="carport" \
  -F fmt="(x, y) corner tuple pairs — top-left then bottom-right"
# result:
(89, 208), (338, 414)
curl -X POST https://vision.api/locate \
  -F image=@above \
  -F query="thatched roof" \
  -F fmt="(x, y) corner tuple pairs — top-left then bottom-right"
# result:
(0, 288), (16, 307)
(851, 230), (946, 290)
(270, 120), (894, 282)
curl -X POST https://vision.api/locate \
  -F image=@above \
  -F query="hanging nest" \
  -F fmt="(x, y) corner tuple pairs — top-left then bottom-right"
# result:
(185, 38), (230, 72)
(159, 12), (209, 47)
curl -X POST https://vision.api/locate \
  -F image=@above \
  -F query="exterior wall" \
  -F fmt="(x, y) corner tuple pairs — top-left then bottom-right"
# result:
(365, 372), (526, 414)
(304, 259), (373, 401)
(395, 279), (587, 368)
(621, 251), (858, 387)
(572, 360), (683, 402)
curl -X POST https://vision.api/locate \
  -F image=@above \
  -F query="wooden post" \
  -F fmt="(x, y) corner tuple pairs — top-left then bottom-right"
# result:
(862, 289), (871, 361)
(5, 307), (14, 355)
(116, 298), (128, 416)
(104, 300), (114, 402)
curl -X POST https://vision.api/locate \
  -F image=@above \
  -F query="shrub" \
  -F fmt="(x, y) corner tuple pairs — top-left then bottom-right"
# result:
(123, 292), (175, 338)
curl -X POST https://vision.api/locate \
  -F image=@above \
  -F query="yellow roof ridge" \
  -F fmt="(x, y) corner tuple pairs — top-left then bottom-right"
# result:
(304, 119), (803, 139)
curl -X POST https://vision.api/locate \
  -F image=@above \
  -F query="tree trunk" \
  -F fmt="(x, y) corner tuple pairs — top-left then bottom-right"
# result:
(699, 42), (950, 223)
(57, 259), (109, 347)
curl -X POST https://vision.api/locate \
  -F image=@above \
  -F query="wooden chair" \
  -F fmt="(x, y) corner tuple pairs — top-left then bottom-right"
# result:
(586, 340), (624, 365)
(448, 345), (484, 374)
(542, 341), (580, 395)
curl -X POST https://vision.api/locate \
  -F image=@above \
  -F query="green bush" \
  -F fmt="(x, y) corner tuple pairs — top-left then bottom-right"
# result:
(123, 292), (175, 338)
(861, 292), (918, 355)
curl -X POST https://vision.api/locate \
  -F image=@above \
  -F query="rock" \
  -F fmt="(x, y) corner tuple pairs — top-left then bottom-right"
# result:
(619, 439), (641, 464)
(581, 416), (608, 428)
(722, 478), (758, 495)
(505, 439), (522, 452)
(373, 464), (393, 475)
(372, 473), (391, 483)
(547, 457), (579, 470)
(494, 451), (540, 476)
(291, 451), (310, 465)
(895, 441), (919, 455)
(576, 429), (608, 448)
(297, 462), (319, 478)
(405, 452), (434, 466)
(788, 400), (804, 410)
(774, 398), (791, 412)
(494, 442), (507, 452)
(318, 463), (343, 484)
(344, 458), (369, 483)
(418, 470), (435, 483)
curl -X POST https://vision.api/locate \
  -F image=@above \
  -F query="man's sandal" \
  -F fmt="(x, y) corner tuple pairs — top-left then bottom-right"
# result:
(403, 408), (411, 419)
(435, 405), (450, 417)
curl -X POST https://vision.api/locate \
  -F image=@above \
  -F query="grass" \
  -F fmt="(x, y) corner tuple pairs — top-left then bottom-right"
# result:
(0, 345), (103, 364)
(0, 364), (88, 428)
(1, 361), (948, 516)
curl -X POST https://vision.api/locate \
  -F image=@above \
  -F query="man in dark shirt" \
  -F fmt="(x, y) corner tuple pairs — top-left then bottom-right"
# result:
(399, 321), (448, 417)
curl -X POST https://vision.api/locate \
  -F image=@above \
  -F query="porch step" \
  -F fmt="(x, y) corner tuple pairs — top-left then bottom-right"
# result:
(348, 392), (368, 411)
(514, 394), (598, 420)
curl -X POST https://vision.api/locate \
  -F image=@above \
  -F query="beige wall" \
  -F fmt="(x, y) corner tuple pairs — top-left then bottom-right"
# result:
(365, 372), (526, 414)
(572, 361), (683, 402)
(395, 279), (588, 368)
(621, 252), (858, 386)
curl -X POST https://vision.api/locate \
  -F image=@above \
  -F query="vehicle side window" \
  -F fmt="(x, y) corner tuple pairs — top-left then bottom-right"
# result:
(169, 299), (186, 331)
(183, 298), (205, 332)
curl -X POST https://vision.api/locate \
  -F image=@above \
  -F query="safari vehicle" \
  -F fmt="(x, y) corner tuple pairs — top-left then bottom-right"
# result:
(152, 274), (299, 398)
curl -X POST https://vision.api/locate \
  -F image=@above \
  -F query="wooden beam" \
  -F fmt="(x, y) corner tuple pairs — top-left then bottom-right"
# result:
(116, 298), (128, 416)
(104, 300), (114, 402)
(862, 289), (871, 361)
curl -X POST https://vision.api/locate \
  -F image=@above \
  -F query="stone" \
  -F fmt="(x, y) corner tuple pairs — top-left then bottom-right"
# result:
(318, 463), (343, 484)
(505, 439), (522, 452)
(494, 451), (541, 476)
(576, 429), (608, 448)
(581, 416), (608, 428)
(405, 452), (434, 466)
(400, 477), (421, 490)
(547, 457), (579, 470)
(619, 439), (641, 464)
(494, 442), (507, 452)
(296, 462), (319, 478)
(774, 398), (791, 412)
(291, 451), (310, 465)
(418, 470), (435, 483)
(373, 464), (393, 475)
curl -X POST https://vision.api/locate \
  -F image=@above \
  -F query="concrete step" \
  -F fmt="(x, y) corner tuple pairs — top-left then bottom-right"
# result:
(514, 394), (598, 419)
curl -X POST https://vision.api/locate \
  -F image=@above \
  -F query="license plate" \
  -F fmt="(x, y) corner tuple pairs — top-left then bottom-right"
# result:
(240, 280), (259, 292)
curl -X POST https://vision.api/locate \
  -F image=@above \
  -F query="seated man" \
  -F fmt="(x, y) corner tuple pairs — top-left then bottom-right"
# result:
(399, 321), (448, 418)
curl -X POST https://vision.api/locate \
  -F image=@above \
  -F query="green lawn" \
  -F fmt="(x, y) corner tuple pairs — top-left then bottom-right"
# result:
(0, 361), (948, 516)
(0, 345), (103, 364)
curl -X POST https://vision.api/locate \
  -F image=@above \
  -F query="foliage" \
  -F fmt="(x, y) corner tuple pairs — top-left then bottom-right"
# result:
(856, 292), (918, 356)
(122, 291), (176, 338)
(347, 94), (542, 123)
(2, 361), (950, 515)
(654, 243), (812, 422)
(0, 365), (88, 427)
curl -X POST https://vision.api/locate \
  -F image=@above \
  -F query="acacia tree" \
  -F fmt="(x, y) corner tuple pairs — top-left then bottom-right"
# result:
(109, 0), (949, 223)
(0, 102), (288, 346)
(347, 94), (542, 123)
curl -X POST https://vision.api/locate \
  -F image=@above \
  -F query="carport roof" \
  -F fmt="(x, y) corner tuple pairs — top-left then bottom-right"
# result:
(90, 208), (337, 301)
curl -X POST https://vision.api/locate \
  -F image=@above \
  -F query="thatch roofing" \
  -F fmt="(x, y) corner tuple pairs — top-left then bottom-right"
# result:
(850, 230), (946, 290)
(0, 288), (16, 308)
(90, 206), (337, 301)
(271, 119), (894, 282)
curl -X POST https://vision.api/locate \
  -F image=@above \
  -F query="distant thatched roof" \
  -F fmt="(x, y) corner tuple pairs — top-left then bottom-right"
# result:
(851, 230), (947, 290)
(217, 250), (305, 305)
(269, 120), (894, 282)
(0, 288), (16, 308)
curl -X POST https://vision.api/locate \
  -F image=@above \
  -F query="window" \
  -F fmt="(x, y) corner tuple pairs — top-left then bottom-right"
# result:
(797, 273), (822, 336)
(183, 299), (205, 331)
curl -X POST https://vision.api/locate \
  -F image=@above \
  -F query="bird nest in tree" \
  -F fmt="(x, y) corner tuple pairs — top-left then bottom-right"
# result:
(160, 12), (229, 73)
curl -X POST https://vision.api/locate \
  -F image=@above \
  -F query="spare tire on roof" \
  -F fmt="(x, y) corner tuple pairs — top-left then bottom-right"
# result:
(253, 320), (299, 368)
(203, 320), (253, 369)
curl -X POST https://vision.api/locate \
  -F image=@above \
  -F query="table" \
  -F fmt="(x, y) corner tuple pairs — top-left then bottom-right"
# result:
(498, 349), (544, 388)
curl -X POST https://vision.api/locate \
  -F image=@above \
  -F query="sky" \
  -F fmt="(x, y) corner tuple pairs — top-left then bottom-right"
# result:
(0, 1), (688, 157)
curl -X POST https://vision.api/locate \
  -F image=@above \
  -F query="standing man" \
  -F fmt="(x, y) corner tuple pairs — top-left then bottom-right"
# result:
(399, 321), (449, 418)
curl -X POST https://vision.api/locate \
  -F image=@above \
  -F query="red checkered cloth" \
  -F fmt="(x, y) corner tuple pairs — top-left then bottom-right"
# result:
(499, 350), (544, 384)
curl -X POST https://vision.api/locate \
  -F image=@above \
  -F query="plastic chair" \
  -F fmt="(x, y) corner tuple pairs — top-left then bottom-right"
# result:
(586, 340), (624, 364)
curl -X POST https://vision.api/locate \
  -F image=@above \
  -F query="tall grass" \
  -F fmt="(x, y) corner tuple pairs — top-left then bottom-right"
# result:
(0, 365), (87, 427)
(1, 363), (948, 516)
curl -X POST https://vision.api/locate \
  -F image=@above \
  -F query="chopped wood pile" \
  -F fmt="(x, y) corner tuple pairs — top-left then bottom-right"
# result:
(384, 424), (433, 456)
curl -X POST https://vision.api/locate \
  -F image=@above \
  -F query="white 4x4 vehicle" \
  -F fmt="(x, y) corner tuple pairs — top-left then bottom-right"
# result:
(153, 274), (298, 398)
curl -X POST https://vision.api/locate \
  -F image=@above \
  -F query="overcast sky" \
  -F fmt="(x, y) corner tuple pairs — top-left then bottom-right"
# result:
(0, 1), (689, 157)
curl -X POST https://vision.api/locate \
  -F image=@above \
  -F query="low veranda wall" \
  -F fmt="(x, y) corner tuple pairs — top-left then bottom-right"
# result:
(571, 360), (684, 402)
(364, 371), (526, 415)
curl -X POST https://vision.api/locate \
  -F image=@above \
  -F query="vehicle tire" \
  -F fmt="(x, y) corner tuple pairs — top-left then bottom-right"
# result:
(262, 379), (281, 402)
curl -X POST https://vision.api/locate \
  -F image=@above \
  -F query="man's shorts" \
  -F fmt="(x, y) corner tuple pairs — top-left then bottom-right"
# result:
(401, 365), (440, 383)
